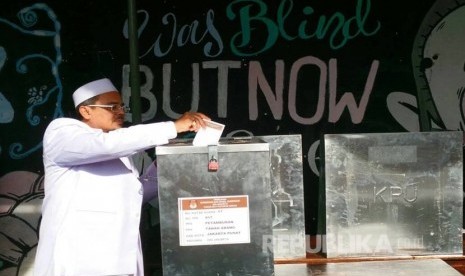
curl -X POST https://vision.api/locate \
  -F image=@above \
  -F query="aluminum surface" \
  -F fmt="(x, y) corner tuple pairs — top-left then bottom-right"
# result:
(258, 135), (306, 259)
(156, 139), (274, 275)
(156, 137), (269, 155)
(324, 131), (463, 257)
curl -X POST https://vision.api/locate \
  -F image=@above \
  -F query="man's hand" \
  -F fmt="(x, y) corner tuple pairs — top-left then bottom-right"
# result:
(174, 112), (210, 133)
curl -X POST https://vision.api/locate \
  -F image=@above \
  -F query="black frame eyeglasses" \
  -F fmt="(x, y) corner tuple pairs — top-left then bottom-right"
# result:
(86, 103), (130, 113)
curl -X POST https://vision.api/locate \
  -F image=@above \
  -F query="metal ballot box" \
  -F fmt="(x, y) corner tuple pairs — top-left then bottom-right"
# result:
(323, 131), (463, 258)
(156, 137), (274, 276)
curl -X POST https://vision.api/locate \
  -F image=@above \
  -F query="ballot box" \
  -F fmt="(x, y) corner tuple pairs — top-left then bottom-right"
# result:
(323, 131), (463, 258)
(156, 137), (274, 276)
(257, 135), (306, 259)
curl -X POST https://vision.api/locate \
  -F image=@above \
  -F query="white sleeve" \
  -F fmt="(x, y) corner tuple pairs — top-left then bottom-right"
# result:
(43, 118), (177, 166)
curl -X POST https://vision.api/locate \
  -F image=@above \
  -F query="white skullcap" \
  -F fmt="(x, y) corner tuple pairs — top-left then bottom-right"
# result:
(72, 78), (118, 107)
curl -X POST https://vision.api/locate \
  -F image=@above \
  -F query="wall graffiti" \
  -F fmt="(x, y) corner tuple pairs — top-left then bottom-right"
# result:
(121, 58), (379, 124)
(0, 0), (463, 274)
(0, 3), (63, 159)
(0, 3), (62, 275)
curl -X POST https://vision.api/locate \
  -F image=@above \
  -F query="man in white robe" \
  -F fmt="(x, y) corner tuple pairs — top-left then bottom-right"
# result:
(34, 78), (209, 276)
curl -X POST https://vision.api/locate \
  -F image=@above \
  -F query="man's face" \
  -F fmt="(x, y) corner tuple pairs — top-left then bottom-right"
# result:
(83, 91), (125, 132)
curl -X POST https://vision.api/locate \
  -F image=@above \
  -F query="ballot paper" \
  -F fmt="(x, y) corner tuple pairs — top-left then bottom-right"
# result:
(192, 119), (225, 146)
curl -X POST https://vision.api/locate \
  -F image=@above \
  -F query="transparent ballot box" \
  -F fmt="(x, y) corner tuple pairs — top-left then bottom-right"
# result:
(323, 131), (463, 257)
(156, 137), (274, 275)
(257, 135), (306, 259)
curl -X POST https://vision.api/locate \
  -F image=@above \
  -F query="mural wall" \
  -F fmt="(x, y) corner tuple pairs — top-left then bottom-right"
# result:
(1, 0), (464, 274)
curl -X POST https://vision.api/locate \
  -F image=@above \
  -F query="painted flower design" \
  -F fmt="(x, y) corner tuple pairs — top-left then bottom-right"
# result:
(0, 171), (44, 275)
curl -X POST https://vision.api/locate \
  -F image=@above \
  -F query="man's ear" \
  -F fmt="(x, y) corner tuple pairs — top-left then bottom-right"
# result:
(78, 106), (92, 120)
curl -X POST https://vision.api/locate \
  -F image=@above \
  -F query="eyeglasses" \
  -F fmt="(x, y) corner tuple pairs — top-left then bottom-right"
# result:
(86, 103), (130, 113)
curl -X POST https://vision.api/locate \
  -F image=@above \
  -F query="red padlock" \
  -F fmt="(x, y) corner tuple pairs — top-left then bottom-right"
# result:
(208, 158), (219, 171)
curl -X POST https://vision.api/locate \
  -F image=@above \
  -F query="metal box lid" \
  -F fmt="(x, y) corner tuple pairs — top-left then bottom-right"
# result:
(156, 136), (269, 155)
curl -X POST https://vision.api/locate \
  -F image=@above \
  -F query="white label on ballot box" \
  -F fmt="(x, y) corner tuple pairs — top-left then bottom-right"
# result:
(178, 195), (250, 246)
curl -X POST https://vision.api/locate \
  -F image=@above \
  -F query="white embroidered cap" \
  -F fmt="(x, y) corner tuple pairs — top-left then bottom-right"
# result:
(72, 78), (118, 107)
